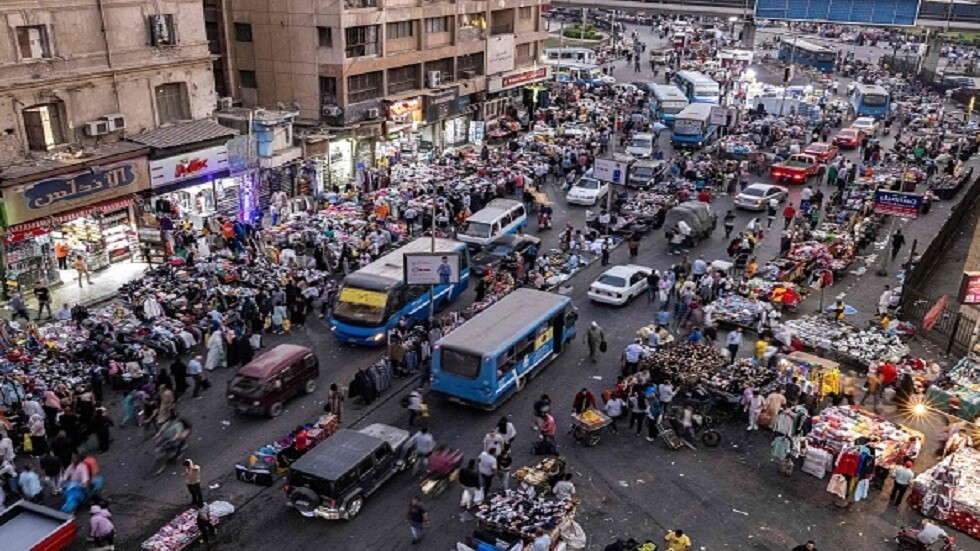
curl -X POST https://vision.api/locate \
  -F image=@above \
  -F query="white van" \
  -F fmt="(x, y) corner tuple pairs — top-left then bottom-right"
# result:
(457, 199), (528, 248)
(627, 133), (656, 159)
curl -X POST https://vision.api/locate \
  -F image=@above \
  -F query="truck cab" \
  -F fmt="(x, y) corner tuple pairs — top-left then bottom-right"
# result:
(770, 153), (823, 183)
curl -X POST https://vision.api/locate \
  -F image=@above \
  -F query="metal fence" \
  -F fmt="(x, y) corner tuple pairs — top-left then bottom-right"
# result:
(902, 287), (976, 354)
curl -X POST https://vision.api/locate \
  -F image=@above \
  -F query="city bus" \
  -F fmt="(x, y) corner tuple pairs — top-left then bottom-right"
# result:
(648, 84), (690, 125)
(778, 39), (836, 73)
(330, 237), (470, 345)
(671, 70), (721, 104)
(553, 63), (611, 86)
(670, 103), (719, 148)
(849, 83), (891, 118)
(542, 47), (598, 67)
(430, 289), (578, 409)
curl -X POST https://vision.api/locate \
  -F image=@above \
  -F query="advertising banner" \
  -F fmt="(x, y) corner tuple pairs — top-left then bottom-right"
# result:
(873, 190), (923, 219)
(404, 253), (461, 285)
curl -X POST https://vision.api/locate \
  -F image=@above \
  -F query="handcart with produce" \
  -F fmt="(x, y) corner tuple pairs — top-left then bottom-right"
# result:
(570, 409), (613, 446)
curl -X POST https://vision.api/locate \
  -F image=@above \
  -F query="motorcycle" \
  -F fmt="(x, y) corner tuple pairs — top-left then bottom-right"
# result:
(538, 211), (553, 230)
(896, 525), (956, 550)
(419, 449), (463, 498)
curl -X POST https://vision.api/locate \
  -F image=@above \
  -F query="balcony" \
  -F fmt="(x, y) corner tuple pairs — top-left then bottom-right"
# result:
(457, 26), (485, 43)
(344, 0), (378, 8)
(490, 24), (513, 35)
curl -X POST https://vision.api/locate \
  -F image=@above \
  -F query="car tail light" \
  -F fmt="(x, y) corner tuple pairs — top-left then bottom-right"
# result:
(283, 483), (291, 494)
(327, 498), (338, 508)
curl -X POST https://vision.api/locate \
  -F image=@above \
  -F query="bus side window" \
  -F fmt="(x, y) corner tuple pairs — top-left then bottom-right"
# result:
(458, 249), (470, 270)
(516, 205), (526, 219)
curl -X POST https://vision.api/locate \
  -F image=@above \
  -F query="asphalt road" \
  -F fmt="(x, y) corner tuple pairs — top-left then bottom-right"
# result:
(74, 21), (980, 551)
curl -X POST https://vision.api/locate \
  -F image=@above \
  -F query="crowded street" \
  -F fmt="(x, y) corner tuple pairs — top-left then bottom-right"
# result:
(4, 8), (980, 551)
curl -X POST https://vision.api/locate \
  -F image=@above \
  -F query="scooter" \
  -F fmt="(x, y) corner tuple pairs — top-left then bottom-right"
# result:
(419, 451), (463, 498)
(538, 211), (553, 230)
(896, 525), (957, 551)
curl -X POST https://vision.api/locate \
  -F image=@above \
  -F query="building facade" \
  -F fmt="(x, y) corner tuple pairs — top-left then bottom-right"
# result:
(0, 0), (219, 292)
(225, 0), (549, 166)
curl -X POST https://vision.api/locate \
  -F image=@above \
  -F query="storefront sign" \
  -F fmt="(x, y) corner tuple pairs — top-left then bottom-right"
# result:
(3, 159), (150, 226)
(487, 35), (516, 75)
(961, 272), (980, 305)
(149, 144), (229, 189)
(873, 190), (923, 219)
(488, 67), (550, 93)
(387, 97), (423, 124)
(425, 88), (460, 122)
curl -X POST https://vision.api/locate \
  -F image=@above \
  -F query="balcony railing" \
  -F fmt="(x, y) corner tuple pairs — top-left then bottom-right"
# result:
(490, 24), (513, 35)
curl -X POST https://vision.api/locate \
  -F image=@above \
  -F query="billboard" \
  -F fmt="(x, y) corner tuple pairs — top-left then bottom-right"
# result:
(755, 0), (920, 26)
(873, 190), (922, 219)
(404, 253), (461, 285)
(487, 35), (516, 75)
(593, 158), (628, 186)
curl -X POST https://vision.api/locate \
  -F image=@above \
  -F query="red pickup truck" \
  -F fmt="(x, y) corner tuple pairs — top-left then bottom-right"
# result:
(770, 154), (824, 183)
(0, 501), (77, 551)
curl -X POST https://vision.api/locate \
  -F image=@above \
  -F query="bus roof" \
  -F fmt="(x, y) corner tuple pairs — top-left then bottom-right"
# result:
(466, 199), (523, 223)
(673, 70), (717, 85)
(651, 84), (688, 100)
(791, 39), (834, 52)
(544, 47), (594, 54)
(555, 62), (600, 71)
(437, 289), (570, 357)
(346, 236), (464, 286)
(675, 102), (715, 119)
(855, 83), (889, 95)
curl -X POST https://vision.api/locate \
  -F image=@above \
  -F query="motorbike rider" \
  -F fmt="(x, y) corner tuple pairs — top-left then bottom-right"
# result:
(406, 427), (436, 475)
(427, 445), (462, 479)
(914, 519), (949, 548)
(155, 412), (192, 458)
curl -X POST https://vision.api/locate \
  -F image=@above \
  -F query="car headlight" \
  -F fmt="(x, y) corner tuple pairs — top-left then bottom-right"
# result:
(372, 332), (386, 342)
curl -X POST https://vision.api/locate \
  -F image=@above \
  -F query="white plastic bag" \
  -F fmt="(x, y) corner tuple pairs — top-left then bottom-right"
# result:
(207, 500), (235, 518)
(559, 519), (587, 550)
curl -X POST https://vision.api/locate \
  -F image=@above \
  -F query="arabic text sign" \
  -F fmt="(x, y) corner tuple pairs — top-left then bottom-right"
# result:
(404, 253), (461, 286)
(5, 159), (149, 225)
(338, 287), (388, 309)
(593, 158), (628, 185)
(149, 144), (229, 189)
(961, 272), (980, 305)
(873, 190), (922, 219)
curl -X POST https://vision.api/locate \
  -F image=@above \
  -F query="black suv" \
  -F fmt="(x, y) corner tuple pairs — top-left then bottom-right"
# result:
(284, 424), (416, 520)
(471, 234), (541, 277)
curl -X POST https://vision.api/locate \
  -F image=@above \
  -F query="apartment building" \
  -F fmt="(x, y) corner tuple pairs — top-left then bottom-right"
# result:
(225, 0), (549, 162)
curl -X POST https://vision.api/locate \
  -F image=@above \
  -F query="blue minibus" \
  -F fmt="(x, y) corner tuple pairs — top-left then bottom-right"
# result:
(649, 84), (690, 125)
(671, 71), (720, 104)
(850, 84), (891, 118)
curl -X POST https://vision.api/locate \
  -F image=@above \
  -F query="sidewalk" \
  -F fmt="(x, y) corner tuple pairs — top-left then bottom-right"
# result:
(3, 260), (148, 319)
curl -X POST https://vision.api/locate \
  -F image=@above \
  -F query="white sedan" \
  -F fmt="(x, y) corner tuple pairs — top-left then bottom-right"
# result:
(850, 116), (878, 134)
(588, 264), (652, 305)
(734, 183), (789, 211)
(566, 173), (609, 206)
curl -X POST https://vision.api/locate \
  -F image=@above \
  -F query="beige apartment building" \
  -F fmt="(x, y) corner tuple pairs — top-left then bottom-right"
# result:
(225, 0), (550, 158)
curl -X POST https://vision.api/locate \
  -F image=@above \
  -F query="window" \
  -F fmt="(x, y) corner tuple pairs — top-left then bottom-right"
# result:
(459, 13), (486, 29)
(148, 14), (177, 46)
(519, 6), (533, 20)
(355, 458), (373, 479)
(344, 0), (378, 8)
(22, 103), (64, 151)
(457, 52), (484, 76)
(440, 347), (481, 379)
(426, 57), (454, 82)
(347, 71), (382, 103)
(387, 21), (413, 40)
(345, 25), (379, 58)
(317, 26), (332, 47)
(16, 26), (51, 60)
(155, 82), (190, 123)
(234, 22), (253, 42)
(516, 43), (532, 63)
(239, 70), (257, 88)
(424, 17), (450, 33)
(319, 76), (338, 105)
(388, 64), (420, 95)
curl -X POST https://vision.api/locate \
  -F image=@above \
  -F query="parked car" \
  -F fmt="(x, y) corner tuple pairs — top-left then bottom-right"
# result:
(833, 128), (865, 149)
(284, 424), (416, 520)
(850, 116), (878, 134)
(588, 264), (653, 305)
(471, 234), (541, 277)
(227, 344), (319, 418)
(566, 171), (610, 206)
(803, 141), (839, 162)
(627, 160), (667, 189)
(734, 183), (789, 211)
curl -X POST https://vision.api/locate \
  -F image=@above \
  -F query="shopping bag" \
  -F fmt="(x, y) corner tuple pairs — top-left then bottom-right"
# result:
(599, 340), (608, 353)
(283, 319), (292, 332)
(758, 411), (772, 428)
(22, 433), (32, 454)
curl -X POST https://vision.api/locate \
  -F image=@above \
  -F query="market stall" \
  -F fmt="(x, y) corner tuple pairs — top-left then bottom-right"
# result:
(926, 358), (980, 421)
(775, 351), (842, 400)
(781, 315), (910, 367)
(141, 502), (234, 551)
(908, 447), (980, 540)
(235, 414), (339, 485)
(474, 485), (578, 544)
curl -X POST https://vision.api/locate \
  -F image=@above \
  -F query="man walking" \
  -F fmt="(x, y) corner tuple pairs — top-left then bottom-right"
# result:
(73, 255), (92, 287)
(183, 459), (204, 507)
(477, 447), (497, 495)
(407, 496), (429, 544)
(889, 461), (915, 506)
(726, 327), (743, 360)
(9, 292), (30, 322)
(878, 285), (893, 316)
(187, 356), (204, 398)
(783, 203), (797, 230)
(586, 321), (605, 364)
(891, 229), (906, 261)
(33, 282), (51, 320)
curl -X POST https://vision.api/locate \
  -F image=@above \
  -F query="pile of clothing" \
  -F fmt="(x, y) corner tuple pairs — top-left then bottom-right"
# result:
(706, 358), (779, 397)
(473, 485), (576, 537)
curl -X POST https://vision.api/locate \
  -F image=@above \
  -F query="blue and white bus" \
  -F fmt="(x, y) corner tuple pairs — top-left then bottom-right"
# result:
(778, 39), (836, 73)
(850, 84), (891, 118)
(670, 103), (719, 148)
(671, 70), (720, 104)
(330, 237), (470, 345)
(649, 84), (690, 125)
(543, 47), (598, 67)
(430, 289), (577, 409)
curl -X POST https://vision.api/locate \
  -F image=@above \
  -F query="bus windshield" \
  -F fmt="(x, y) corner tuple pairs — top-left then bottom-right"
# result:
(333, 286), (389, 326)
(694, 85), (719, 99)
(863, 94), (888, 106)
(439, 347), (481, 379)
(674, 119), (702, 136)
(662, 101), (687, 114)
(461, 221), (492, 238)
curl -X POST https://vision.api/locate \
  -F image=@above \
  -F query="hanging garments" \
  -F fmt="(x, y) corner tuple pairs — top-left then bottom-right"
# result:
(853, 479), (870, 502)
(771, 435), (791, 460)
(826, 473), (848, 499)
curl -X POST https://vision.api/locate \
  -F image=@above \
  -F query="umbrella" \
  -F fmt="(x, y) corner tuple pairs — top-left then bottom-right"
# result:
(825, 303), (858, 315)
(651, 122), (667, 133)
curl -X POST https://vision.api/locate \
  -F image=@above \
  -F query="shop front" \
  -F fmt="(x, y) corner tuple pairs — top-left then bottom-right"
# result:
(379, 97), (427, 165)
(1, 150), (151, 292)
(424, 87), (462, 149)
(485, 66), (551, 138)
(147, 143), (232, 229)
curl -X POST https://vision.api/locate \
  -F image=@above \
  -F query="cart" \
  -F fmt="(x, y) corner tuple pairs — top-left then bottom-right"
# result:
(513, 457), (566, 495)
(570, 409), (613, 447)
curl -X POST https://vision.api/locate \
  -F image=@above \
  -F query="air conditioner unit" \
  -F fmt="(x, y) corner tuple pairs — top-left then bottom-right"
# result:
(321, 105), (343, 117)
(102, 113), (126, 131)
(84, 120), (110, 136)
(365, 107), (380, 119)
(217, 97), (234, 110)
(427, 70), (441, 88)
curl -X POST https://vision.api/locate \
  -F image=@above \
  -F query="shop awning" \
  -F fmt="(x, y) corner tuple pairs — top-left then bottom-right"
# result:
(128, 120), (237, 150)
(0, 142), (148, 187)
